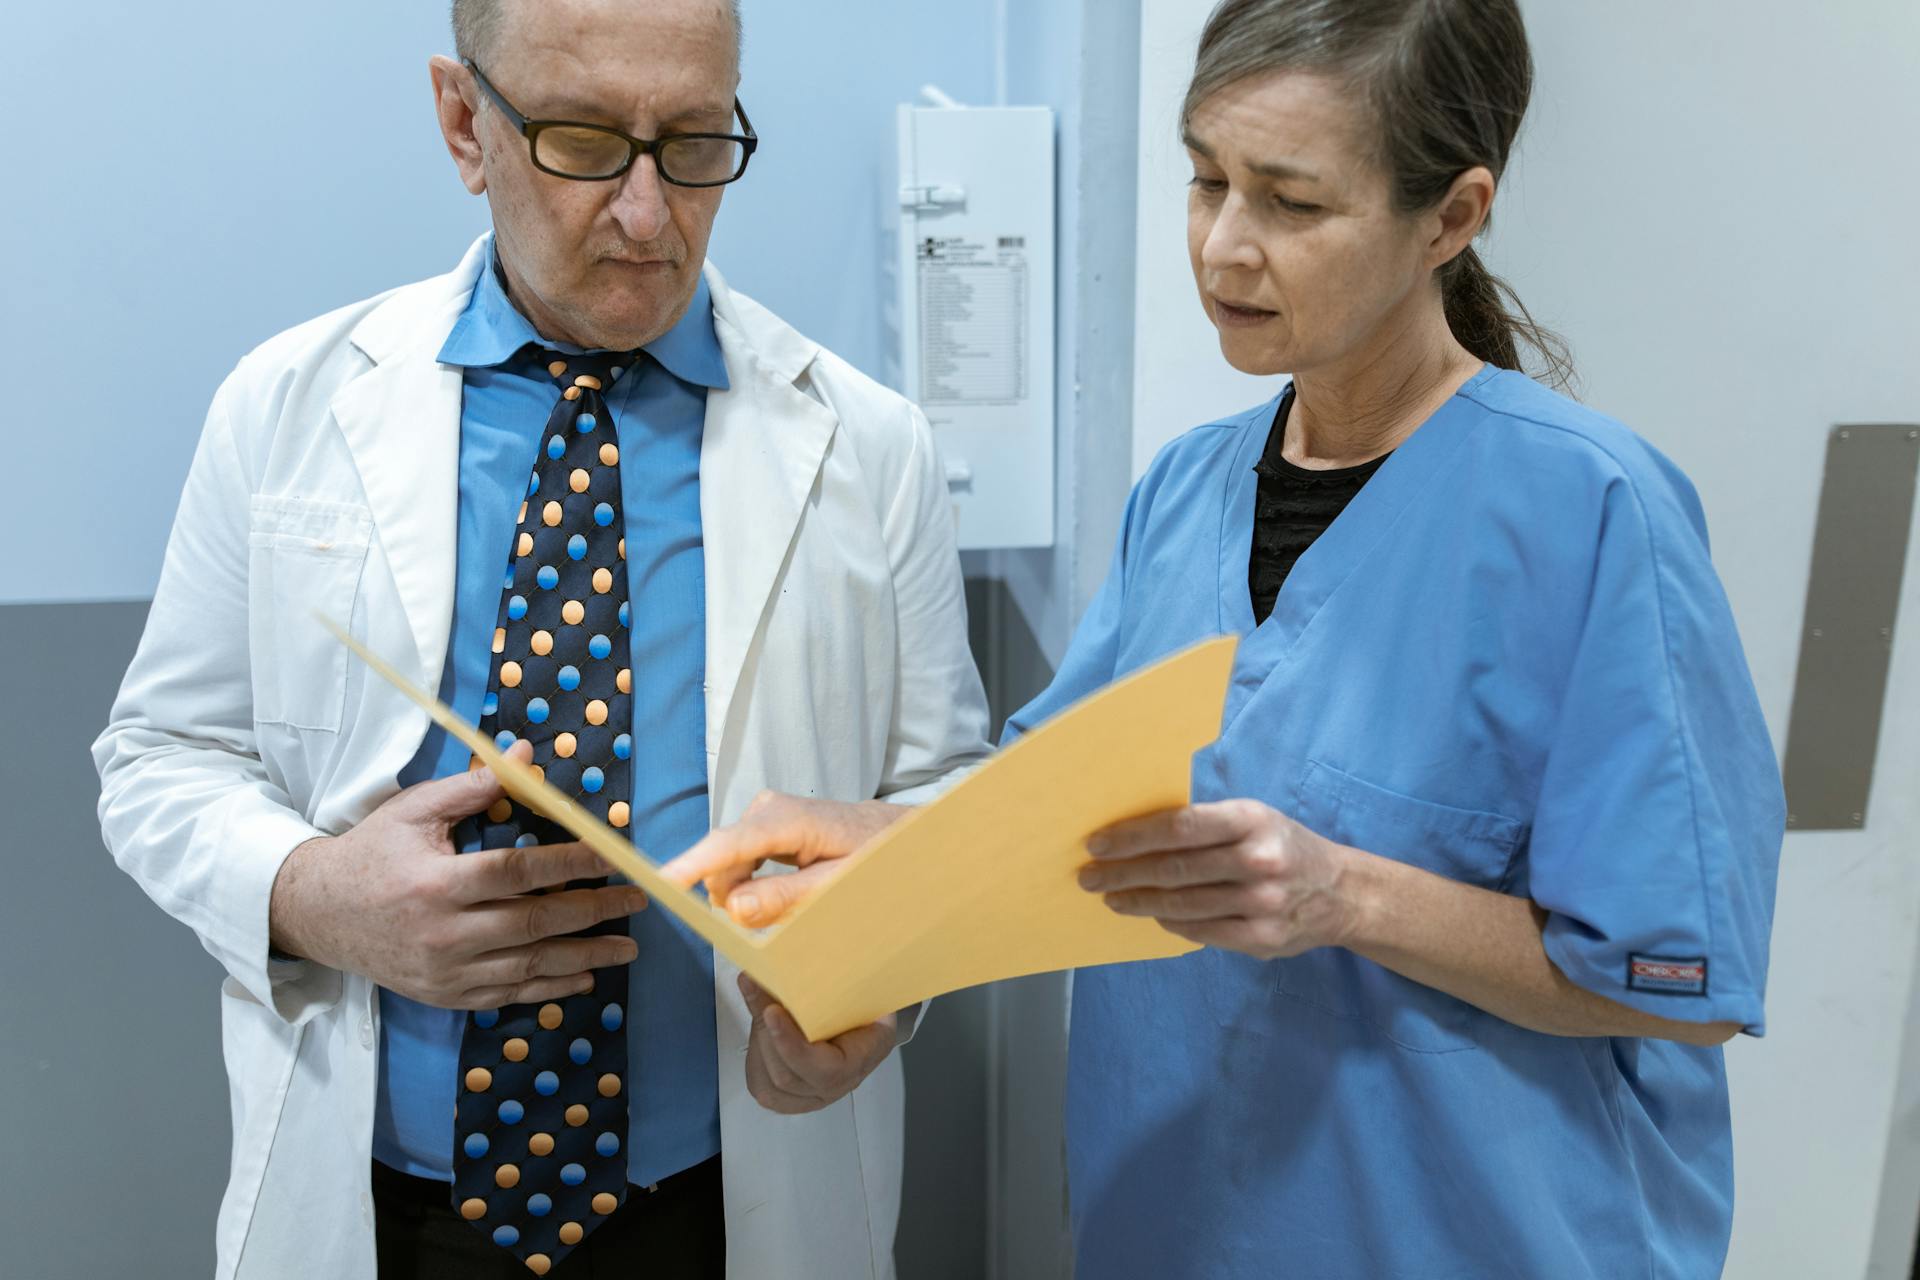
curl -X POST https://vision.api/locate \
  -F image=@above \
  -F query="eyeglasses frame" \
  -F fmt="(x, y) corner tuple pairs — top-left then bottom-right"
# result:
(463, 58), (758, 187)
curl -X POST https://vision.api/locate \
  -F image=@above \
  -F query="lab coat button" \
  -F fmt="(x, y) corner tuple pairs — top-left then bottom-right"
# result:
(360, 1019), (375, 1049)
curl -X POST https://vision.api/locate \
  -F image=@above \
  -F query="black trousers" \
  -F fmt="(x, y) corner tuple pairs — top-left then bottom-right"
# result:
(372, 1156), (725, 1279)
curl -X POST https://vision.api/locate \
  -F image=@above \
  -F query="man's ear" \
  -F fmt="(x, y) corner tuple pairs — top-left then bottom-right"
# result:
(1427, 165), (1495, 273)
(429, 55), (488, 196)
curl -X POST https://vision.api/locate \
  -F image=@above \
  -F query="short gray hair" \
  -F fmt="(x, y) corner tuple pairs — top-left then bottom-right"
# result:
(451, 0), (744, 65)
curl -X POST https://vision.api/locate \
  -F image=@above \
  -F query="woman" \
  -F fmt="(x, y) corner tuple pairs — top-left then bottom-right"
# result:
(667, 0), (1783, 1274)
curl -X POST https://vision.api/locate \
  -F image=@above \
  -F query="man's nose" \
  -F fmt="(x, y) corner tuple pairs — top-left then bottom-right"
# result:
(608, 154), (673, 242)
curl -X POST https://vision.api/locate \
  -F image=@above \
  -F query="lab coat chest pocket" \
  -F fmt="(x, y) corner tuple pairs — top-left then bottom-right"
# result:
(1280, 760), (1525, 1052)
(247, 495), (371, 732)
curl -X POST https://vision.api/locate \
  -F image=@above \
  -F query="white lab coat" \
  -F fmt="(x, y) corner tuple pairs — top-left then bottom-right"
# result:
(92, 236), (992, 1279)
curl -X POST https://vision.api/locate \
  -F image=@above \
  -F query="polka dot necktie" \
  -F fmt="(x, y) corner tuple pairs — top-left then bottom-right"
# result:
(452, 350), (638, 1276)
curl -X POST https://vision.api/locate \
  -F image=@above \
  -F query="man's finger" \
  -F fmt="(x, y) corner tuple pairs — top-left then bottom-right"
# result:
(1102, 883), (1251, 922)
(457, 885), (649, 948)
(395, 740), (535, 826)
(450, 842), (612, 904)
(457, 972), (598, 1011)
(1085, 801), (1249, 861)
(1076, 842), (1244, 894)
(467, 934), (639, 988)
(720, 863), (842, 927)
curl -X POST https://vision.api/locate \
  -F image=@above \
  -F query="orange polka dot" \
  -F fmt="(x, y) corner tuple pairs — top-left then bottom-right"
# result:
(616, 669), (631, 695)
(554, 733), (577, 759)
(543, 502), (563, 527)
(548, 360), (568, 378)
(608, 802), (630, 829)
(517, 501), (528, 524)
(570, 469), (591, 494)
(527, 1255), (552, 1276)
(585, 700), (608, 726)
(539, 1004), (564, 1031)
(460, 1198), (488, 1221)
(559, 1222), (584, 1246)
(599, 443), (619, 466)
(592, 1193), (618, 1215)
(492, 627), (506, 654)
(530, 764), (545, 783)
(565, 1104), (590, 1127)
(502, 1038), (529, 1063)
(495, 1164), (521, 1189)
(617, 538), (626, 560)
(564, 386), (582, 401)
(598, 1073), (621, 1098)
(468, 754), (484, 772)
(529, 1132), (555, 1157)
(500, 662), (522, 688)
(466, 1068), (492, 1092)
(488, 799), (512, 823)
(592, 568), (614, 594)
(562, 600), (585, 626)
(517, 532), (534, 558)
(574, 374), (603, 390)
(531, 631), (554, 656)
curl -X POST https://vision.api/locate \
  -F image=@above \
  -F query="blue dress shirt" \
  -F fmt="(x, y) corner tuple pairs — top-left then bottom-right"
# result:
(374, 240), (725, 1188)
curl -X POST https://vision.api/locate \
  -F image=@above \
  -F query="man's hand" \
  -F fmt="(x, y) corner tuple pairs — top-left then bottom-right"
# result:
(738, 973), (898, 1114)
(267, 743), (648, 1009)
(1078, 799), (1360, 960)
(661, 792), (909, 927)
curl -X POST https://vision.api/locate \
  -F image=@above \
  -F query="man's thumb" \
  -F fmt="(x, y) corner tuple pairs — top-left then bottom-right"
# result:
(403, 742), (531, 825)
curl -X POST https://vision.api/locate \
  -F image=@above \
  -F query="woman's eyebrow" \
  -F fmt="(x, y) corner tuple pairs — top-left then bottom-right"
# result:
(1182, 129), (1319, 181)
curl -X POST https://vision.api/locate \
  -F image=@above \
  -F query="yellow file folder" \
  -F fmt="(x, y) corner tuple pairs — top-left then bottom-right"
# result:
(324, 617), (1237, 1040)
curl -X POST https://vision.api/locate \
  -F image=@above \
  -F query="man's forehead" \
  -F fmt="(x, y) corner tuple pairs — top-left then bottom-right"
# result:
(489, 0), (739, 120)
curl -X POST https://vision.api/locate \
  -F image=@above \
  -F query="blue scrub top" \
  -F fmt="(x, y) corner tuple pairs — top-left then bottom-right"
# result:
(1006, 367), (1784, 1279)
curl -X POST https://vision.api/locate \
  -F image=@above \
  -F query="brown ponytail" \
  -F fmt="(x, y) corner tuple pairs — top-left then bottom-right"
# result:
(1185, 0), (1575, 389)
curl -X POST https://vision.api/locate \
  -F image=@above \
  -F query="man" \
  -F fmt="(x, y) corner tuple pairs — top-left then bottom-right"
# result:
(91, 1), (990, 1275)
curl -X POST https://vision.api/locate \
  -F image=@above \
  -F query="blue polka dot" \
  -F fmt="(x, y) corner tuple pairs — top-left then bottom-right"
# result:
(464, 1132), (490, 1158)
(497, 1099), (523, 1124)
(515, 834), (539, 848)
(534, 1071), (559, 1097)
(588, 634), (613, 660)
(602, 1003), (624, 1031)
(474, 1009), (500, 1030)
(482, 693), (499, 717)
(503, 566), (516, 589)
(568, 534), (588, 561)
(570, 1038), (593, 1065)
(507, 595), (528, 621)
(576, 413), (598, 434)
(494, 731), (516, 751)
(528, 473), (540, 496)
(612, 734), (631, 761)
(557, 666), (581, 692)
(560, 1163), (587, 1187)
(580, 767), (604, 795)
(618, 602), (631, 628)
(595, 503), (615, 527)
(493, 1225), (520, 1248)
(526, 698), (550, 725)
(548, 434), (567, 460)
(596, 1132), (621, 1157)
(537, 565), (560, 590)
(526, 1193), (552, 1218)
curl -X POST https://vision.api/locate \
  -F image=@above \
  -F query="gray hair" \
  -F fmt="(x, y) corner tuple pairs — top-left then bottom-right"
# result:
(1185, 0), (1571, 386)
(451, 0), (744, 65)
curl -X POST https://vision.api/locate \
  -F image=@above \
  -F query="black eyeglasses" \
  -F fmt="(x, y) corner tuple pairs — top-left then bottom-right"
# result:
(465, 59), (757, 187)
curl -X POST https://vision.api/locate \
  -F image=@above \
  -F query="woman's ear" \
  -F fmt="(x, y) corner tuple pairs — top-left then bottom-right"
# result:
(1427, 165), (1496, 272)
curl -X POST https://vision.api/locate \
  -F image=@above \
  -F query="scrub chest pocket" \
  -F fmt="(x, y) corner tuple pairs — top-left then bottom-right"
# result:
(1279, 759), (1525, 1053)
(246, 495), (372, 732)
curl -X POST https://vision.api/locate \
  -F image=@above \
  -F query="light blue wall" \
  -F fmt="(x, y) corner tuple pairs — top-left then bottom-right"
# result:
(0, 0), (1003, 604)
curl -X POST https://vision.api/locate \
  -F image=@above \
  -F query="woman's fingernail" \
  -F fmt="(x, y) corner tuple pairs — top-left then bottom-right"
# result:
(732, 890), (760, 920)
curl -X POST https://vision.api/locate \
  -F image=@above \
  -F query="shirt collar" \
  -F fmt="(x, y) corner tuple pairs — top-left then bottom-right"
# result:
(438, 235), (729, 391)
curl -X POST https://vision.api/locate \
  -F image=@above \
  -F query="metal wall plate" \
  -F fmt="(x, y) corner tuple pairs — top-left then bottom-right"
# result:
(1782, 425), (1920, 830)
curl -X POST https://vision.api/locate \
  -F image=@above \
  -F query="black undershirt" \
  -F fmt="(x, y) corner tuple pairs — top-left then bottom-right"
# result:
(1247, 386), (1392, 626)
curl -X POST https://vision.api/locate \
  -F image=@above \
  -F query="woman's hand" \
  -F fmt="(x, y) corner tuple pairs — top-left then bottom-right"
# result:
(660, 792), (910, 927)
(1079, 799), (1364, 960)
(736, 973), (899, 1114)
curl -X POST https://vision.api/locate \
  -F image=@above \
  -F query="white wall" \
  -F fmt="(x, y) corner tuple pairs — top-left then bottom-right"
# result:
(1128, 1), (1920, 1275)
